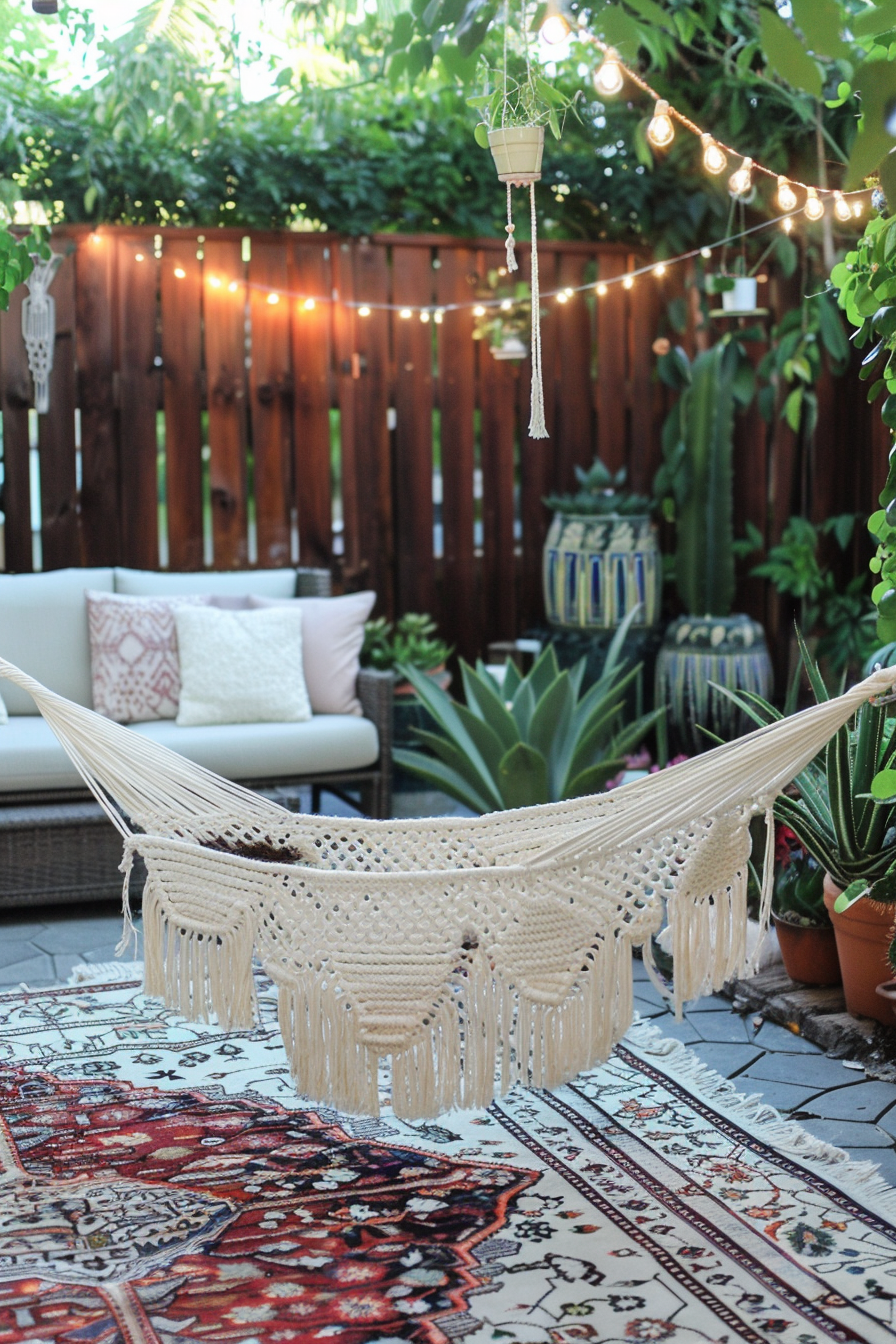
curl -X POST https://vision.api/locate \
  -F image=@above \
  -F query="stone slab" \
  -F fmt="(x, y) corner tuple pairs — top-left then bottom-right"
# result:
(685, 1010), (751, 1044)
(735, 1075), (832, 1112)
(745, 1052), (862, 1091)
(752, 1021), (824, 1054)
(0, 952), (55, 986)
(795, 1118), (896, 1150)
(687, 1042), (765, 1079)
(804, 1081), (896, 1124)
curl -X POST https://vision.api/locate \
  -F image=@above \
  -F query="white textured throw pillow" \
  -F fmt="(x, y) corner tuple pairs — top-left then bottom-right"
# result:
(174, 606), (312, 726)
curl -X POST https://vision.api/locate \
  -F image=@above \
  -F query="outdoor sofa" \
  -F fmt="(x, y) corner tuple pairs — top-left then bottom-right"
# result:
(0, 565), (393, 909)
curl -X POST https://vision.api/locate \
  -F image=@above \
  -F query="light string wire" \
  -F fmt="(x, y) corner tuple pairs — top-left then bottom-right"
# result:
(179, 208), (806, 315)
(587, 34), (871, 202)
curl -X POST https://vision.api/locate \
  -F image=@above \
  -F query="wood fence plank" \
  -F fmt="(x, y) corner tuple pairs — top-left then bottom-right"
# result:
(478, 245), (518, 642)
(36, 249), (80, 569)
(204, 239), (249, 569)
(349, 241), (393, 611)
(392, 244), (435, 616)
(116, 237), (160, 569)
(595, 253), (627, 473)
(0, 285), (32, 572)
(331, 241), (361, 584)
(248, 241), (292, 567)
(76, 231), (120, 566)
(436, 247), (478, 661)
(288, 240), (332, 568)
(555, 252), (594, 489)
(161, 236), (204, 569)
(628, 259), (663, 495)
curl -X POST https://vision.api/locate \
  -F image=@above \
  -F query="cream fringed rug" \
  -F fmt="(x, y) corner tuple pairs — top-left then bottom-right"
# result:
(2, 655), (895, 1120)
(0, 968), (894, 1344)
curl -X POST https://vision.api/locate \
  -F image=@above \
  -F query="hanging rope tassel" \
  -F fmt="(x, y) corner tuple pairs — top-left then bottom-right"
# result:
(528, 181), (548, 439)
(505, 183), (518, 272)
(748, 801), (776, 975)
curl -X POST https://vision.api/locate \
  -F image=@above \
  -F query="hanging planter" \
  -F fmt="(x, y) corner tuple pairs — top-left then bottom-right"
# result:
(469, 4), (581, 441)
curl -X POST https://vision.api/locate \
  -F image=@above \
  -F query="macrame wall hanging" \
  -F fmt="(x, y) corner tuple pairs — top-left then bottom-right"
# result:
(22, 251), (62, 415)
(484, 1), (548, 439)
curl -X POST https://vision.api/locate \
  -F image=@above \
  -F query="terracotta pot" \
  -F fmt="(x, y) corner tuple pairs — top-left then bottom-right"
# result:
(876, 980), (896, 1024)
(772, 914), (841, 987)
(393, 665), (451, 700)
(823, 874), (895, 1025)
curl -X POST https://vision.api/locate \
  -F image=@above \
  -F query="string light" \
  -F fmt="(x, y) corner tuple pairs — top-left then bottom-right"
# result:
(781, 216), (794, 233)
(700, 133), (726, 175)
(173, 266), (186, 279)
(266, 292), (280, 305)
(208, 275), (222, 288)
(358, 305), (371, 317)
(804, 186), (825, 221)
(593, 48), (624, 96)
(728, 156), (753, 197)
(622, 274), (634, 290)
(473, 305), (486, 318)
(434, 310), (445, 324)
(500, 298), (513, 311)
(134, 252), (145, 262)
(647, 100), (674, 149)
(776, 177), (798, 212)
(653, 263), (666, 276)
(419, 310), (430, 322)
(834, 191), (852, 222)
(303, 297), (316, 311)
(596, 282), (608, 297)
(228, 280), (239, 293)
(564, 286), (575, 297)
(556, 292), (569, 303)
(540, 0), (571, 44)
(700, 247), (712, 259)
(853, 200), (864, 218)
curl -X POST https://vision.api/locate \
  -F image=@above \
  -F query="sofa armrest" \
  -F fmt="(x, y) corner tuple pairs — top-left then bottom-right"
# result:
(357, 668), (394, 760)
(296, 567), (332, 597)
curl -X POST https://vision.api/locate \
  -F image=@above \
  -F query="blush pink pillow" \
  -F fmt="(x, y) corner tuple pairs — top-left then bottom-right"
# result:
(87, 590), (210, 722)
(248, 591), (375, 715)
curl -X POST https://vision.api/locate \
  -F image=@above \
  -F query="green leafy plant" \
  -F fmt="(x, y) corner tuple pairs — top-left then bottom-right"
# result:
(758, 289), (849, 437)
(655, 335), (756, 616)
(750, 515), (876, 676)
(393, 629), (664, 813)
(543, 456), (652, 518)
(773, 850), (828, 927)
(468, 63), (582, 146)
(0, 222), (48, 312)
(723, 635), (896, 965)
(361, 613), (452, 675)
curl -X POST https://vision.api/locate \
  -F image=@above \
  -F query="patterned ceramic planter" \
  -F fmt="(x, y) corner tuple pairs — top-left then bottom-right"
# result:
(655, 613), (773, 754)
(542, 512), (662, 630)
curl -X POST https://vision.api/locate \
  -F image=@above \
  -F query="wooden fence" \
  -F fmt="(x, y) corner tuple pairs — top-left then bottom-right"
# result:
(0, 224), (886, 672)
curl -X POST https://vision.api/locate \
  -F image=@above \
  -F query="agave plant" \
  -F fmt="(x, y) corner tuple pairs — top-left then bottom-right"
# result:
(721, 635), (896, 959)
(394, 627), (664, 813)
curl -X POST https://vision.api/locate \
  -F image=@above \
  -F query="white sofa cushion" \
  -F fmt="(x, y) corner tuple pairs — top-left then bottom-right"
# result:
(0, 714), (379, 793)
(114, 567), (298, 598)
(175, 606), (312, 726)
(249, 591), (375, 716)
(0, 567), (115, 714)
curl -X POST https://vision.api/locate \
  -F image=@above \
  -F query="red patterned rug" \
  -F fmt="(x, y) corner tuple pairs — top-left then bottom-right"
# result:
(1, 970), (895, 1344)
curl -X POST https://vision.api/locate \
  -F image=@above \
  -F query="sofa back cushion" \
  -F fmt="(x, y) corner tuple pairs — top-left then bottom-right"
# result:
(0, 567), (115, 714)
(115, 567), (298, 598)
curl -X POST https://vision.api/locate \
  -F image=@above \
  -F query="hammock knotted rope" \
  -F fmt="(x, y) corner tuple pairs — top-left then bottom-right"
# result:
(3, 654), (893, 1119)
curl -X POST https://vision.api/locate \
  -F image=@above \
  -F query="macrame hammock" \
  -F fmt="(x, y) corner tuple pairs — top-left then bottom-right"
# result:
(2, 654), (893, 1120)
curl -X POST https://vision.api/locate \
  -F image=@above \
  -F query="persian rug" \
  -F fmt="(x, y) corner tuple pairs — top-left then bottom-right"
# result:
(1, 969), (895, 1344)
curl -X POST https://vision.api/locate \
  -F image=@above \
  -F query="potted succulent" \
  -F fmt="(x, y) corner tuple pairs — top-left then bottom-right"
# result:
(361, 613), (453, 756)
(653, 335), (773, 753)
(542, 456), (661, 630)
(771, 827), (840, 986)
(393, 621), (664, 812)
(726, 641), (896, 1024)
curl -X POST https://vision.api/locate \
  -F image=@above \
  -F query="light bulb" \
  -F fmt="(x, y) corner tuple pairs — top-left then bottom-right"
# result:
(653, 263), (666, 276)
(434, 309), (445, 324)
(596, 283), (608, 297)
(622, 274), (634, 290)
(303, 297), (316, 311)
(266, 291), (280, 305)
(804, 187), (824, 221)
(700, 247), (712, 259)
(500, 299), (513, 311)
(564, 286), (575, 297)
(208, 275), (222, 288)
(134, 252), (145, 262)
(776, 176), (797, 212)
(781, 216), (794, 234)
(473, 305), (486, 318)
(358, 305), (371, 317)
(556, 292), (569, 303)
(173, 267), (186, 279)
(399, 307), (413, 319)
(854, 199), (864, 217)
(419, 310), (430, 323)
(540, 0), (570, 44)
(834, 191), (852, 222)
(647, 100), (674, 149)
(594, 49), (624, 96)
(728, 156), (753, 197)
(700, 133), (726, 175)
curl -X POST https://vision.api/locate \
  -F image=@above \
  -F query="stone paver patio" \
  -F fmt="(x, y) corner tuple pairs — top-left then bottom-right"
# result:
(2, 787), (896, 1188)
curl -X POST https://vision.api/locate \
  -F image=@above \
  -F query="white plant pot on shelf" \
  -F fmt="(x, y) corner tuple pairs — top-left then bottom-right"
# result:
(491, 334), (528, 360)
(721, 276), (758, 312)
(488, 125), (544, 184)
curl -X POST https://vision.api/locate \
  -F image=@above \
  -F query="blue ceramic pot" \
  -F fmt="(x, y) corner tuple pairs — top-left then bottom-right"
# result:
(542, 512), (662, 630)
(656, 613), (773, 754)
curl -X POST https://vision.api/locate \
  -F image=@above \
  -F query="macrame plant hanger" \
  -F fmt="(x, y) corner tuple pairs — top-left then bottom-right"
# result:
(22, 251), (62, 415)
(489, 0), (548, 439)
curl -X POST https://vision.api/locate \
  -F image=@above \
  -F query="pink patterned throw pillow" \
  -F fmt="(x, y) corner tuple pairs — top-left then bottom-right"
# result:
(86, 590), (210, 722)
